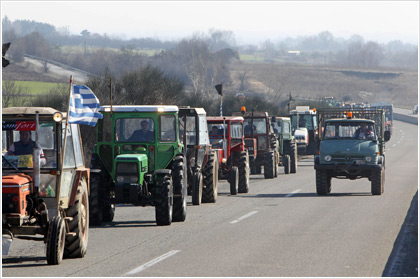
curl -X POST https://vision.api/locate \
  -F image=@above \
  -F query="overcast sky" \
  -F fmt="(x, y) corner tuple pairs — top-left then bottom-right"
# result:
(1, 1), (419, 45)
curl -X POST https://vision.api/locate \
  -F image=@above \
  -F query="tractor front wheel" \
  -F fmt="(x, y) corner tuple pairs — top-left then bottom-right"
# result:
(203, 151), (218, 203)
(192, 171), (203, 205)
(155, 174), (173, 226)
(46, 216), (65, 265)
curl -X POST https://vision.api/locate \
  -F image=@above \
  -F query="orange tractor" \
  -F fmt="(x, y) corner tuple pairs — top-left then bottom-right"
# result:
(2, 107), (90, 265)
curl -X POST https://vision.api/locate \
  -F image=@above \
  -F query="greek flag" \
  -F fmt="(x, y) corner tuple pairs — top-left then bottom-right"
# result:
(69, 85), (103, 126)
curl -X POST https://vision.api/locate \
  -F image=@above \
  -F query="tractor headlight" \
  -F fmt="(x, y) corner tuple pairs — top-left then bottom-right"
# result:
(116, 176), (138, 183)
(324, 155), (332, 162)
(365, 156), (372, 163)
(116, 176), (124, 183)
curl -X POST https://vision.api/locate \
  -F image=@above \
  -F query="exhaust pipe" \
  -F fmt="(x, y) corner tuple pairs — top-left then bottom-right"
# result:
(33, 111), (41, 194)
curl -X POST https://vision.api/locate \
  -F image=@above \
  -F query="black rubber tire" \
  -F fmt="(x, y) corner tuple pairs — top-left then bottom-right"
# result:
(102, 203), (115, 222)
(172, 156), (187, 221)
(229, 166), (239, 195)
(155, 174), (173, 226)
(290, 141), (297, 173)
(64, 178), (89, 258)
(264, 151), (275, 179)
(202, 151), (218, 203)
(46, 216), (65, 265)
(235, 151), (250, 193)
(89, 175), (103, 226)
(371, 169), (383, 195)
(192, 171), (203, 205)
(316, 169), (330, 195)
(283, 155), (290, 174)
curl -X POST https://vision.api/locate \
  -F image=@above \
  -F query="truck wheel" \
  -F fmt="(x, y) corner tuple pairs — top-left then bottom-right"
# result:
(283, 155), (290, 174)
(371, 169), (383, 195)
(237, 151), (250, 193)
(290, 142), (297, 173)
(155, 174), (173, 226)
(46, 216), (65, 265)
(192, 171), (203, 205)
(316, 169), (329, 195)
(172, 156), (187, 221)
(89, 175), (103, 226)
(229, 166), (238, 195)
(64, 178), (89, 258)
(203, 151), (218, 203)
(264, 151), (275, 179)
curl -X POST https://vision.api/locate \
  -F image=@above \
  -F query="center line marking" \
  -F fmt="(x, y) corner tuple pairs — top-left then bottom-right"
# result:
(286, 189), (301, 197)
(230, 211), (258, 224)
(122, 250), (180, 276)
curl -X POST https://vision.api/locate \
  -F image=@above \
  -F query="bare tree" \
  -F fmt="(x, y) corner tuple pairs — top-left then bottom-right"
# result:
(2, 81), (30, 108)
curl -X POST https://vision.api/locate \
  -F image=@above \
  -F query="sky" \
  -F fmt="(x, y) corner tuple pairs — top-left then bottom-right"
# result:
(1, 1), (419, 45)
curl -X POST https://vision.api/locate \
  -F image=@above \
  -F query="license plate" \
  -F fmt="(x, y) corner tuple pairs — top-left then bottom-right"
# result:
(355, 160), (365, 165)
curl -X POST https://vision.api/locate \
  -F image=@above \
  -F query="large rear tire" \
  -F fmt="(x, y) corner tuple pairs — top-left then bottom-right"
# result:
(283, 155), (290, 174)
(202, 151), (218, 203)
(290, 141), (297, 173)
(264, 151), (275, 179)
(235, 151), (250, 193)
(229, 166), (239, 195)
(64, 178), (89, 258)
(46, 216), (65, 265)
(172, 156), (187, 221)
(192, 171), (203, 205)
(155, 175), (173, 226)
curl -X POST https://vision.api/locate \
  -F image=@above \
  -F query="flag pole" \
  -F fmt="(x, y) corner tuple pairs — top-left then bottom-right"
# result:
(109, 77), (113, 115)
(61, 75), (73, 168)
(220, 81), (223, 117)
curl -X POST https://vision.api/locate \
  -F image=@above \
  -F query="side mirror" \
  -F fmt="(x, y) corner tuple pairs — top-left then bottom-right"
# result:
(384, 130), (391, 142)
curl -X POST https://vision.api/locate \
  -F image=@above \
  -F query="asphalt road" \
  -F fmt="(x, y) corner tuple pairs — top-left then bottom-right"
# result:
(2, 120), (418, 277)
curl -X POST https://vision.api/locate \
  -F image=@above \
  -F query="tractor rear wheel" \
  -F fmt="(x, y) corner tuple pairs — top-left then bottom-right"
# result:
(264, 151), (275, 179)
(155, 174), (173, 226)
(203, 151), (218, 203)
(64, 178), (89, 258)
(229, 166), (239, 195)
(290, 141), (297, 173)
(89, 175), (103, 226)
(172, 156), (187, 221)
(235, 151), (249, 193)
(283, 155), (290, 174)
(192, 171), (203, 205)
(46, 216), (65, 265)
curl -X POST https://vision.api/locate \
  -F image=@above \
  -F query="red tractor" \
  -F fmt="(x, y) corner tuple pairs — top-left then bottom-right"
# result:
(207, 116), (250, 195)
(232, 108), (279, 179)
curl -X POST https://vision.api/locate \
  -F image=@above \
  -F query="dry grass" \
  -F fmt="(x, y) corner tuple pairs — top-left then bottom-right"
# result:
(229, 62), (418, 109)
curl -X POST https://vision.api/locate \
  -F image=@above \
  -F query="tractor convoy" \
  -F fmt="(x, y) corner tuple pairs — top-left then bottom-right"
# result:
(2, 101), (393, 265)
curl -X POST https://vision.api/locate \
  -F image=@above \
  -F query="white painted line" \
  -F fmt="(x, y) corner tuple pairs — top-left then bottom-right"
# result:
(230, 211), (258, 224)
(122, 250), (180, 276)
(286, 189), (301, 197)
(392, 144), (397, 147)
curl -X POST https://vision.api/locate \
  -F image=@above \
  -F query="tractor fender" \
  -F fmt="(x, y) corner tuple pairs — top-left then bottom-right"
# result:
(69, 168), (90, 206)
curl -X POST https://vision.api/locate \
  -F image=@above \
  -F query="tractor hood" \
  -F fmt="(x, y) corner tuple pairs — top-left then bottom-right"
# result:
(320, 139), (378, 156)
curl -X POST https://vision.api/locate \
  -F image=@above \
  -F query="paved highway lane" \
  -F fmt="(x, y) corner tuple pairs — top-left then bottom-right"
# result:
(2, 120), (417, 277)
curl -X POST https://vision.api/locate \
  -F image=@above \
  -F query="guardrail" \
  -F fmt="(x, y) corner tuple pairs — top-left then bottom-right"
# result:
(394, 112), (418, 125)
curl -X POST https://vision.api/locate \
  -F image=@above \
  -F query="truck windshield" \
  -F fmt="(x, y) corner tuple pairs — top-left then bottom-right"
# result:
(324, 122), (376, 140)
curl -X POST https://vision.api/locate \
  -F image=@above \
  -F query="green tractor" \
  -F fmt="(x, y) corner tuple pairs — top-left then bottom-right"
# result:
(89, 105), (187, 226)
(271, 117), (298, 174)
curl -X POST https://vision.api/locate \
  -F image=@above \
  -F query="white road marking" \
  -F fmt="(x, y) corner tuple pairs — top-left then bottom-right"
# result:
(286, 189), (301, 197)
(392, 144), (397, 147)
(230, 211), (258, 224)
(122, 250), (180, 276)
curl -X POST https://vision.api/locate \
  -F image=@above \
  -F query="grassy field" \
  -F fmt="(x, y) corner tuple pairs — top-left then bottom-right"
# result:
(10, 81), (65, 95)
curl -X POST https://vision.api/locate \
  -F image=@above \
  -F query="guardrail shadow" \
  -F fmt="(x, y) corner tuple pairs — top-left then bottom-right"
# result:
(2, 256), (46, 267)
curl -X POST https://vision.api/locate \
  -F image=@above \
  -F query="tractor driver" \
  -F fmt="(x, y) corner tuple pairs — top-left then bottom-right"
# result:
(129, 120), (154, 142)
(7, 131), (46, 166)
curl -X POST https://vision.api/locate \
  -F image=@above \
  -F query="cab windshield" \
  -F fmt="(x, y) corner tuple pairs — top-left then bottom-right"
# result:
(2, 121), (56, 169)
(323, 122), (376, 140)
